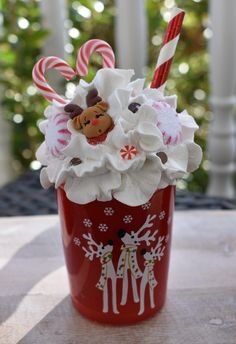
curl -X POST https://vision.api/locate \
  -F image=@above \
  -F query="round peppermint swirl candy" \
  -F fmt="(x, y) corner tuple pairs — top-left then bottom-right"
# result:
(153, 102), (182, 145)
(45, 112), (71, 158)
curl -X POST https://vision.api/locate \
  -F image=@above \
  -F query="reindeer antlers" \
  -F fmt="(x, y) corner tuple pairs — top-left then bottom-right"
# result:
(133, 215), (158, 246)
(141, 229), (158, 246)
(64, 103), (83, 119)
(64, 88), (102, 119)
(86, 88), (102, 107)
(82, 233), (103, 261)
(136, 214), (157, 236)
(151, 236), (166, 261)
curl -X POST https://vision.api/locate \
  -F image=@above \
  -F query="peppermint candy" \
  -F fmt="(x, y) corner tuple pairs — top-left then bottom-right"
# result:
(153, 102), (182, 145)
(120, 145), (138, 160)
(45, 112), (71, 157)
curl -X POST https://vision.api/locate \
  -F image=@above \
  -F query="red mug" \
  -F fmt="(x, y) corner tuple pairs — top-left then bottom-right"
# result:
(57, 185), (175, 324)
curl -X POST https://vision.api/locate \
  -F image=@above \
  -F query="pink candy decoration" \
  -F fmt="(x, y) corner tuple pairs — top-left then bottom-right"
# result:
(45, 112), (71, 157)
(76, 39), (115, 76)
(120, 145), (138, 160)
(153, 102), (182, 145)
(32, 56), (76, 104)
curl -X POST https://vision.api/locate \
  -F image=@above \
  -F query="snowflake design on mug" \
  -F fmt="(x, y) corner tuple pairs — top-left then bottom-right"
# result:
(123, 215), (133, 224)
(141, 202), (151, 210)
(104, 207), (114, 216)
(73, 237), (81, 247)
(83, 218), (93, 228)
(98, 223), (109, 232)
(165, 234), (169, 243)
(159, 211), (166, 220)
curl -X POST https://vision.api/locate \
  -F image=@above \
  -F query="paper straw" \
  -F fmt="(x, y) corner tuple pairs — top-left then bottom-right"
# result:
(151, 8), (185, 91)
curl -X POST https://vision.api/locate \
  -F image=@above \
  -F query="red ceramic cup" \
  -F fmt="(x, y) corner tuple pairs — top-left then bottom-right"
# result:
(57, 185), (175, 324)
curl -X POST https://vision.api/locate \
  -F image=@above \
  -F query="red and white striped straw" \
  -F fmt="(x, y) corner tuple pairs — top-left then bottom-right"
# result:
(76, 39), (115, 76)
(151, 8), (185, 91)
(32, 56), (76, 105)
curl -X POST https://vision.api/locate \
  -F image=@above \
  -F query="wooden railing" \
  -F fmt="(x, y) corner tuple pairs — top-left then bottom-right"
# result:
(208, 0), (236, 198)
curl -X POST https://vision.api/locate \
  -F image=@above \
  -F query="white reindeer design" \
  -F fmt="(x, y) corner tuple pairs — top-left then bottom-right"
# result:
(82, 233), (119, 314)
(138, 235), (166, 315)
(117, 215), (158, 306)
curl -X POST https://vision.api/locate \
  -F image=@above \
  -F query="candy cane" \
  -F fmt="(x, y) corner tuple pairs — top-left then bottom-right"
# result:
(32, 56), (76, 104)
(76, 39), (115, 76)
(151, 8), (185, 91)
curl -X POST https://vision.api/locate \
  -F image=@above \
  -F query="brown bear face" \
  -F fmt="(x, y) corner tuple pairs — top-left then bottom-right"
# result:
(72, 101), (113, 139)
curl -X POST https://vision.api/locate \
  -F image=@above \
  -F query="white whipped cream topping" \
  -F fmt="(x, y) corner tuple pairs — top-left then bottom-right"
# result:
(36, 68), (202, 206)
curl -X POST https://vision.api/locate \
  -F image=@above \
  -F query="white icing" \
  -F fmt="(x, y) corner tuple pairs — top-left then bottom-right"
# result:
(37, 68), (202, 206)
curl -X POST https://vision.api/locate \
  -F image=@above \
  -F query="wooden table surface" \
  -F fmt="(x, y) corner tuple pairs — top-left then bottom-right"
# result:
(0, 211), (236, 344)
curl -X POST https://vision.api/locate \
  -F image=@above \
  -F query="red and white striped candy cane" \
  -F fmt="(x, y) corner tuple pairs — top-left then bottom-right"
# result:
(32, 56), (76, 104)
(76, 39), (115, 76)
(151, 8), (185, 91)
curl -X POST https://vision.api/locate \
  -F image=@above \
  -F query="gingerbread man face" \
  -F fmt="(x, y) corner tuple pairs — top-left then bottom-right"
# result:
(64, 89), (113, 140)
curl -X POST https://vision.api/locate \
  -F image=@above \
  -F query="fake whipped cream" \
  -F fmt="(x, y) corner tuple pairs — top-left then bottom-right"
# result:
(36, 68), (202, 206)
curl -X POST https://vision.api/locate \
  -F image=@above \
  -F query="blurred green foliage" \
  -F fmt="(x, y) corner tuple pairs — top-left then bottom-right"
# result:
(0, 0), (209, 192)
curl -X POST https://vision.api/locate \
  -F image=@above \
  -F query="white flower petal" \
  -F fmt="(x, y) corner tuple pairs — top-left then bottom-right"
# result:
(179, 110), (199, 142)
(38, 120), (48, 134)
(64, 171), (121, 204)
(186, 142), (202, 172)
(113, 156), (162, 206)
(143, 89), (177, 109)
(127, 78), (145, 95)
(93, 68), (134, 100)
(106, 121), (128, 148)
(165, 144), (188, 180)
(40, 167), (52, 189)
(108, 89), (131, 122)
(135, 122), (164, 152)
(63, 130), (105, 160)
(158, 173), (174, 190)
(36, 142), (50, 165)
(138, 104), (158, 124)
(106, 147), (145, 172)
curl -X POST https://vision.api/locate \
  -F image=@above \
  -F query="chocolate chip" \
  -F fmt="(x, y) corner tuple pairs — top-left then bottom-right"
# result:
(128, 102), (141, 113)
(156, 152), (168, 164)
(70, 158), (82, 166)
